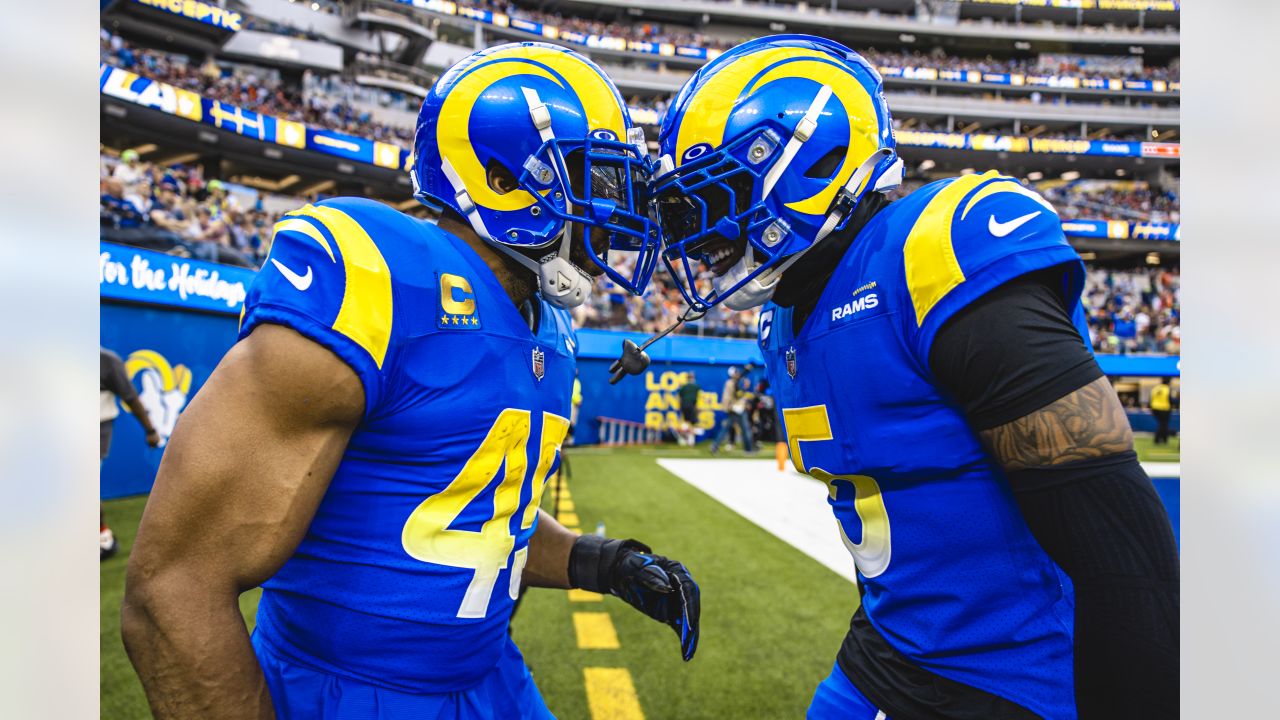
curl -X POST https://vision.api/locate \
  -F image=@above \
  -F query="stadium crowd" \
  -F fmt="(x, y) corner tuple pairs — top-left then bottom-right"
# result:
(102, 21), (1178, 154)
(572, 264), (761, 340)
(100, 22), (1179, 352)
(1082, 266), (1180, 354)
(100, 32), (414, 145)
(869, 48), (1178, 83)
(439, 2), (1178, 82)
(100, 147), (1179, 351)
(101, 151), (282, 268)
(1044, 182), (1180, 222)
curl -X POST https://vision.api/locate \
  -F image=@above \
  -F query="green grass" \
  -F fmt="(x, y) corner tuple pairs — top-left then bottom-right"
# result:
(1133, 433), (1180, 462)
(101, 448), (854, 719)
(515, 448), (853, 719)
(101, 434), (1180, 718)
(100, 496), (264, 718)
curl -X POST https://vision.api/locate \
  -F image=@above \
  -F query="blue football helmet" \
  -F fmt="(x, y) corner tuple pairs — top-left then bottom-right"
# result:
(413, 42), (659, 308)
(653, 35), (903, 311)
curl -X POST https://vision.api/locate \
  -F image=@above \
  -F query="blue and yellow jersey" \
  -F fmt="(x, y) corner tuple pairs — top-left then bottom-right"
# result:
(238, 197), (578, 694)
(760, 172), (1085, 718)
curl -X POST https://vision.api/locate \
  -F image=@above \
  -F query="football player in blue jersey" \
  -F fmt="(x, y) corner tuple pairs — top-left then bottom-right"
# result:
(648, 35), (1177, 719)
(122, 43), (698, 720)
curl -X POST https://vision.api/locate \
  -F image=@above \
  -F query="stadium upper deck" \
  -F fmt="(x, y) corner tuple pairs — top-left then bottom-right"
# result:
(99, 1), (1180, 274)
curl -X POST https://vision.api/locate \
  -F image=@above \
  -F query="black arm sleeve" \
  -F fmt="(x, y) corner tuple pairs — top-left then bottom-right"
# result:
(928, 266), (1101, 430)
(1007, 455), (1179, 719)
(930, 269), (1179, 718)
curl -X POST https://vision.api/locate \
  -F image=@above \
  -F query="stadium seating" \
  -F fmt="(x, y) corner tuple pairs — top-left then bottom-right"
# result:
(99, 1), (1179, 354)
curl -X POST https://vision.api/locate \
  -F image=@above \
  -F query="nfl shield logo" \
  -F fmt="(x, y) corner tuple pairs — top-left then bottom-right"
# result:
(785, 347), (797, 379)
(532, 347), (545, 381)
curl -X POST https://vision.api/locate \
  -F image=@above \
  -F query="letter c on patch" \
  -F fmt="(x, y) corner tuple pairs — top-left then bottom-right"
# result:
(440, 273), (476, 316)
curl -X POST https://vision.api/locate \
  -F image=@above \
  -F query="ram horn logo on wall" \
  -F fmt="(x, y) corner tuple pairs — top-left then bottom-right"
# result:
(124, 349), (192, 448)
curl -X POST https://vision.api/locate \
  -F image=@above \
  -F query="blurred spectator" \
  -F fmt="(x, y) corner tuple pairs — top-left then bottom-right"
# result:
(711, 367), (756, 454)
(112, 148), (148, 196)
(100, 179), (147, 230)
(675, 374), (701, 446)
(101, 346), (160, 559)
(1149, 377), (1176, 445)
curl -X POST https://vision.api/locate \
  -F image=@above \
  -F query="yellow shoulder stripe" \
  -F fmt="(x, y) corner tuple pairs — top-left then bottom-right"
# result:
(286, 204), (394, 368)
(959, 178), (1056, 222)
(273, 217), (335, 262)
(902, 171), (1000, 327)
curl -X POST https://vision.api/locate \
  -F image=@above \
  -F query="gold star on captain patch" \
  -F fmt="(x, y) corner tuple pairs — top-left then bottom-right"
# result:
(470, 317), (479, 326)
(441, 315), (449, 324)
(451, 316), (459, 325)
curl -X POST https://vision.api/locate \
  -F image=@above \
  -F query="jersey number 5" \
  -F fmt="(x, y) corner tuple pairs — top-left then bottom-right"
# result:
(782, 405), (892, 578)
(401, 409), (570, 618)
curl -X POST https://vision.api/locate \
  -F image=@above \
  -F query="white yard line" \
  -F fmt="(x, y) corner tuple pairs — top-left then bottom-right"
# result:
(1141, 462), (1180, 479)
(657, 458), (1182, 588)
(657, 459), (858, 584)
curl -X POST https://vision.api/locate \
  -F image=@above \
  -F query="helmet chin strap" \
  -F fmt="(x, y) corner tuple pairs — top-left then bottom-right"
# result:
(712, 147), (896, 311)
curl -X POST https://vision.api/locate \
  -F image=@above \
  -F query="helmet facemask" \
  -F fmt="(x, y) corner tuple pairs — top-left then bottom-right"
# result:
(520, 128), (660, 302)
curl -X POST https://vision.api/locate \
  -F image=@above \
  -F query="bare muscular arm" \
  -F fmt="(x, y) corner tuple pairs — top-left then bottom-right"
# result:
(121, 324), (364, 720)
(521, 509), (578, 589)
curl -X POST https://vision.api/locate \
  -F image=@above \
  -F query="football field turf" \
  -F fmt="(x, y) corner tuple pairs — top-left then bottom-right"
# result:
(101, 436), (1180, 719)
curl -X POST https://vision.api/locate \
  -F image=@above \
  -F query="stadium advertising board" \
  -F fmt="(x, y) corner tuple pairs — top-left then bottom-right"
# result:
(959, 0), (1178, 10)
(880, 66), (1176, 94)
(130, 0), (242, 32)
(1061, 219), (1180, 241)
(101, 63), (1179, 165)
(895, 130), (1180, 158)
(100, 242), (254, 314)
(99, 65), (413, 171)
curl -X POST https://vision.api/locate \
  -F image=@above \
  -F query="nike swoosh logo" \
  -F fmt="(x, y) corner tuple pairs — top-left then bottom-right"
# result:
(271, 258), (313, 291)
(988, 210), (1042, 237)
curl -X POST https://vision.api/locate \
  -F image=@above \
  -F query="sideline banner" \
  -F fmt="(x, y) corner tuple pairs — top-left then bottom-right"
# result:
(100, 242), (253, 314)
(101, 302), (239, 498)
(98, 256), (1180, 497)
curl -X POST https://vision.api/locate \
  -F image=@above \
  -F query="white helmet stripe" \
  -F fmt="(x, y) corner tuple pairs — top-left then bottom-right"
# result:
(440, 156), (494, 242)
(762, 84), (832, 200)
(521, 87), (557, 145)
(815, 148), (894, 242)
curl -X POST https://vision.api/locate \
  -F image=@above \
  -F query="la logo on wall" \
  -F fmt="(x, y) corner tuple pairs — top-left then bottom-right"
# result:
(124, 349), (192, 447)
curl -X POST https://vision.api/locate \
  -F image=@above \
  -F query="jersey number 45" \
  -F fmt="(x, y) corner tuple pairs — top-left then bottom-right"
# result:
(401, 409), (570, 618)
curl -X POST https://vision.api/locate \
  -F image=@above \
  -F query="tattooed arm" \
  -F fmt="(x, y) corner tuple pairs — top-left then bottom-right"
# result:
(979, 375), (1133, 471)
(929, 270), (1179, 719)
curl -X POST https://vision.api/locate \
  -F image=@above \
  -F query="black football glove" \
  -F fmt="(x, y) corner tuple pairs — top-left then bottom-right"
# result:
(569, 535), (700, 661)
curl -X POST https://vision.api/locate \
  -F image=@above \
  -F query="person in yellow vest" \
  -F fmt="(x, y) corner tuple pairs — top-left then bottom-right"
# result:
(569, 370), (583, 445)
(1150, 377), (1175, 445)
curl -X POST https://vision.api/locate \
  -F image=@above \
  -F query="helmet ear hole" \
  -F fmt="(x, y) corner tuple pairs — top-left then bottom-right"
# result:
(486, 158), (520, 195)
(804, 146), (847, 180)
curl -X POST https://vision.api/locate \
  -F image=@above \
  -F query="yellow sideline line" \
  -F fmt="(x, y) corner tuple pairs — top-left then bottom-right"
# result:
(559, 512), (581, 527)
(584, 667), (645, 720)
(559, 499), (576, 512)
(574, 612), (620, 649)
(568, 589), (604, 603)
